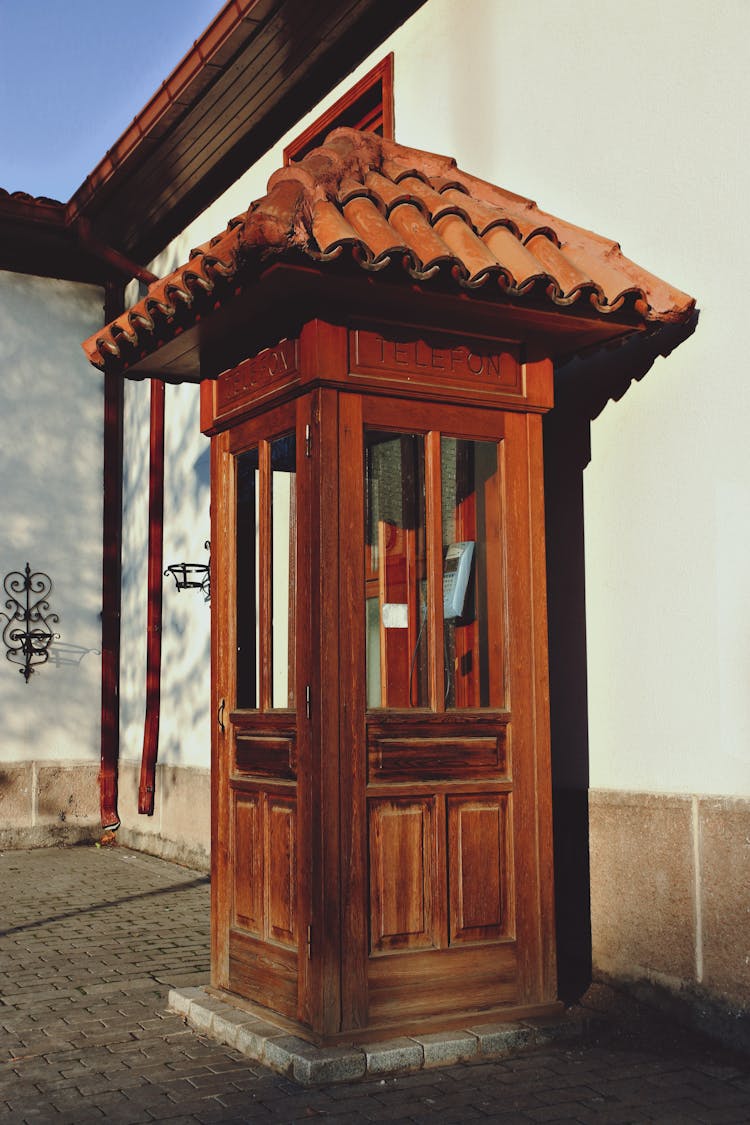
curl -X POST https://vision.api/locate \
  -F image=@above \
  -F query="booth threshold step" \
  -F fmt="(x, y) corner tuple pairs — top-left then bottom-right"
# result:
(169, 986), (593, 1087)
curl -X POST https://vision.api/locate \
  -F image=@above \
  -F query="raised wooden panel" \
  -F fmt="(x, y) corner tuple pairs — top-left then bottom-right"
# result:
(266, 796), (297, 946)
(448, 795), (512, 945)
(369, 798), (437, 953)
(228, 929), (297, 1019)
(233, 793), (262, 936)
(235, 735), (296, 780)
(368, 731), (508, 783)
(368, 944), (519, 1024)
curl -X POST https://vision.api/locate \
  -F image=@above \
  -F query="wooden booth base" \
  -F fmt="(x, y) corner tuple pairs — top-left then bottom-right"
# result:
(210, 984), (563, 1047)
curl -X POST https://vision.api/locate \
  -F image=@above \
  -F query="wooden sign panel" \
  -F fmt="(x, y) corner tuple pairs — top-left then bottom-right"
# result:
(349, 328), (523, 400)
(212, 338), (301, 425)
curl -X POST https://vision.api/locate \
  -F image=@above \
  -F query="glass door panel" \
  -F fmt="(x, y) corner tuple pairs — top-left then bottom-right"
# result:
(441, 437), (502, 709)
(235, 434), (297, 712)
(364, 426), (503, 712)
(271, 434), (297, 709)
(236, 447), (260, 710)
(365, 431), (428, 708)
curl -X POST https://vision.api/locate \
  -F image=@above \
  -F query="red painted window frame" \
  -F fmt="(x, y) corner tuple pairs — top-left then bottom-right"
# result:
(284, 54), (394, 165)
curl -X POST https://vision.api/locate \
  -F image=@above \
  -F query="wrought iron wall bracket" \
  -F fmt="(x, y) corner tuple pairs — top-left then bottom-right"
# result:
(1, 563), (60, 682)
(164, 540), (211, 602)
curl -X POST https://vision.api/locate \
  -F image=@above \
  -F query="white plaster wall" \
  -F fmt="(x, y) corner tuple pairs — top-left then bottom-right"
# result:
(0, 272), (103, 762)
(121, 0), (750, 801)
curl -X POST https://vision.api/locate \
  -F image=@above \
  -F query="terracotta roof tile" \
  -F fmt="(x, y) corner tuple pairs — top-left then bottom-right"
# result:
(83, 128), (695, 373)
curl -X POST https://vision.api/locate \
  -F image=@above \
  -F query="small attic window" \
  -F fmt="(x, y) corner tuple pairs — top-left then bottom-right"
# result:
(284, 54), (394, 165)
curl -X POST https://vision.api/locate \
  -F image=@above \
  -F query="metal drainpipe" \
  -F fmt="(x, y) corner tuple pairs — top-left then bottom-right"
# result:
(100, 280), (125, 831)
(138, 377), (166, 815)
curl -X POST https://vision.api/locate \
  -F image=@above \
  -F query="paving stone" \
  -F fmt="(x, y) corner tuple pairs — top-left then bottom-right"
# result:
(289, 1043), (367, 1086)
(206, 1013), (263, 1051)
(364, 1035), (425, 1074)
(468, 1019), (536, 1057)
(411, 1030), (479, 1067)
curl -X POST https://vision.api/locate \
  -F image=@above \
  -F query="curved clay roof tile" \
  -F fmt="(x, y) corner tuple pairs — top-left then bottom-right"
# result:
(387, 201), (455, 273)
(525, 235), (592, 300)
(363, 170), (424, 216)
(562, 244), (645, 310)
(481, 226), (549, 291)
(440, 189), (521, 240)
(342, 195), (407, 263)
(433, 212), (502, 284)
(312, 199), (362, 255)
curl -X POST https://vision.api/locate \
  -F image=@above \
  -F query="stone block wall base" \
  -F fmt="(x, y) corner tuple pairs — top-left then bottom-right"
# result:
(169, 987), (588, 1086)
(589, 789), (750, 1038)
(0, 823), (101, 850)
(115, 761), (210, 873)
(0, 760), (100, 849)
(115, 824), (209, 873)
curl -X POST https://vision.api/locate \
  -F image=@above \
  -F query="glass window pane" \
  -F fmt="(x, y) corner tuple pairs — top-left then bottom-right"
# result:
(365, 431), (428, 708)
(236, 447), (260, 708)
(271, 434), (296, 708)
(441, 437), (500, 709)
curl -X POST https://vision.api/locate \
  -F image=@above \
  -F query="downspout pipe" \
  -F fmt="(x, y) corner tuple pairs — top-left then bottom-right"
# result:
(138, 377), (166, 815)
(100, 280), (125, 831)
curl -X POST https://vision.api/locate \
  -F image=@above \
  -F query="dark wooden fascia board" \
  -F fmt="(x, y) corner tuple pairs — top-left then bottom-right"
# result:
(0, 223), (108, 285)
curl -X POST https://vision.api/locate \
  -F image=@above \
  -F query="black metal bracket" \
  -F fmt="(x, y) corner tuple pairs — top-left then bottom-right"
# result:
(1, 564), (60, 682)
(164, 540), (211, 603)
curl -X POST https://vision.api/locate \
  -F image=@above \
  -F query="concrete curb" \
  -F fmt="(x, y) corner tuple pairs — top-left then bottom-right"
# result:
(169, 986), (587, 1086)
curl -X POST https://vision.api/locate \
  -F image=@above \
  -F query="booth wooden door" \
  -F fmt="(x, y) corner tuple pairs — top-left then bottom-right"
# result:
(211, 397), (312, 1026)
(338, 393), (556, 1032)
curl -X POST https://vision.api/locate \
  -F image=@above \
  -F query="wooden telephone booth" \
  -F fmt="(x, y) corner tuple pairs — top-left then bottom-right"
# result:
(85, 128), (693, 1046)
(203, 318), (557, 1042)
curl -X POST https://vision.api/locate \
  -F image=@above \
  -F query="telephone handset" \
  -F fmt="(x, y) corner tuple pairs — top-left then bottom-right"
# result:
(443, 541), (474, 620)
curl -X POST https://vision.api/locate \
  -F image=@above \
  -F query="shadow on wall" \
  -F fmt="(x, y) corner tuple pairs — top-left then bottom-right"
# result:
(544, 312), (699, 1004)
(120, 377), (152, 764)
(0, 273), (105, 760)
(161, 383), (211, 769)
(120, 377), (211, 779)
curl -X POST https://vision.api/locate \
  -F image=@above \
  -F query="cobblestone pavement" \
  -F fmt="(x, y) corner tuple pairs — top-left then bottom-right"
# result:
(1, 845), (749, 1124)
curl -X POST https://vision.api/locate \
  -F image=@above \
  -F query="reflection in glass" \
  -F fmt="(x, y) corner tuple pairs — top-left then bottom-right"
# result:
(271, 434), (296, 708)
(236, 447), (260, 708)
(365, 431), (427, 708)
(441, 438), (499, 708)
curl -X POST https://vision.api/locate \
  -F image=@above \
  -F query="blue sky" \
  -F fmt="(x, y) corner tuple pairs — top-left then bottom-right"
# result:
(0, 1), (220, 201)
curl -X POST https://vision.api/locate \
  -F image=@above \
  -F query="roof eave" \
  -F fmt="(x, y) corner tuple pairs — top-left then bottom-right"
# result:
(88, 259), (651, 383)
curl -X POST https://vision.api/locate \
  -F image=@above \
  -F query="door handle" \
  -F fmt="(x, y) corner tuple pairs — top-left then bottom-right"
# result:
(217, 698), (225, 733)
